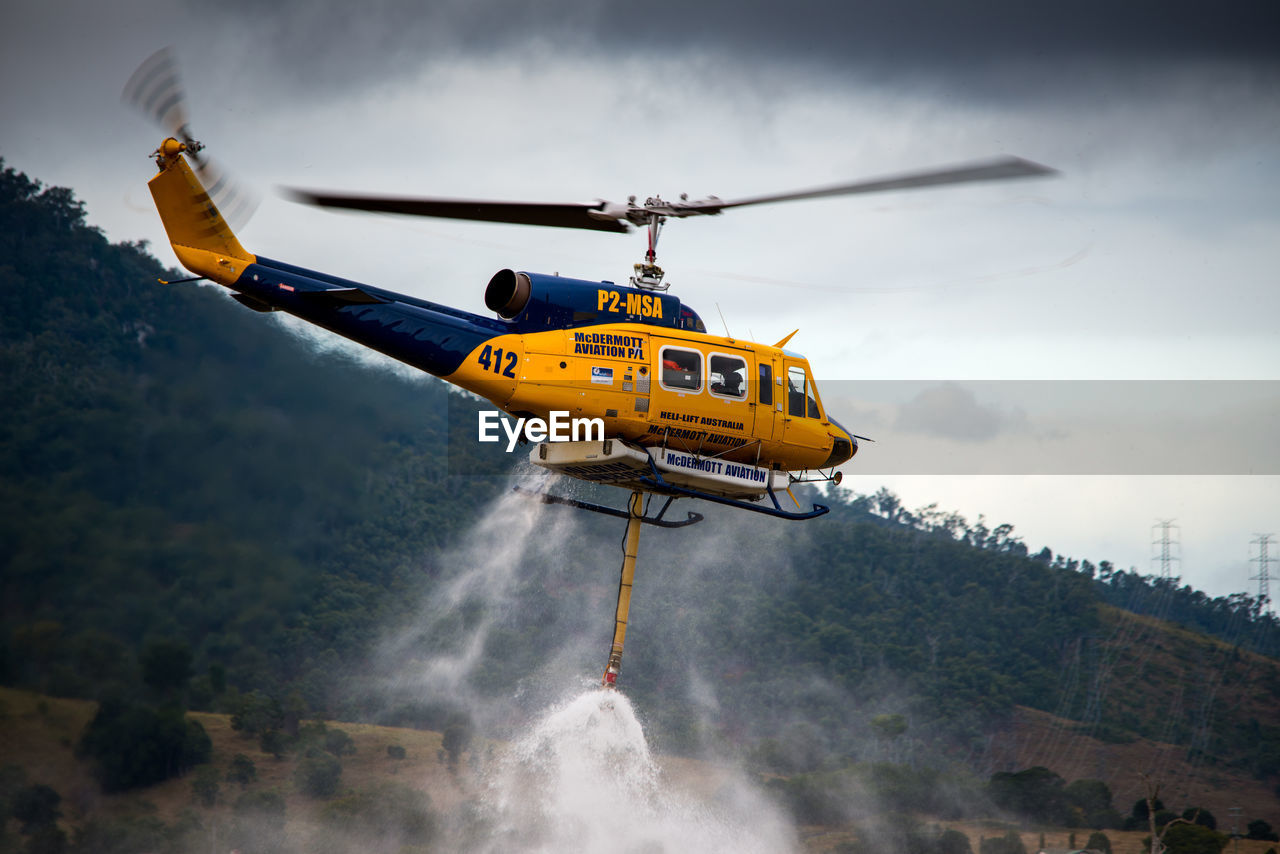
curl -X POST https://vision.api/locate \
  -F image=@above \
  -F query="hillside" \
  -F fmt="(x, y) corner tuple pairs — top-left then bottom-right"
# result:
(0, 159), (510, 715)
(987, 603), (1280, 821)
(4, 687), (1277, 854)
(2, 160), (1279, 847)
(0, 686), (464, 851)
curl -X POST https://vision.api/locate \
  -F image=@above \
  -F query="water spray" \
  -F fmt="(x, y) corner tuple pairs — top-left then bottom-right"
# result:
(372, 476), (799, 852)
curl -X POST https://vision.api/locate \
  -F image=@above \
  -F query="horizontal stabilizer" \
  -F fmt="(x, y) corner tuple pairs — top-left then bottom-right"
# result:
(231, 293), (278, 313)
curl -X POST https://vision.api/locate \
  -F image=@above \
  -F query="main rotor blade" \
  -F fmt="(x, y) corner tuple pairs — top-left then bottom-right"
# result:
(285, 191), (631, 234)
(709, 156), (1056, 212)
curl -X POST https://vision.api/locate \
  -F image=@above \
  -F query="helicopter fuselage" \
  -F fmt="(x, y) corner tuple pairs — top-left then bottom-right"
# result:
(146, 140), (855, 482)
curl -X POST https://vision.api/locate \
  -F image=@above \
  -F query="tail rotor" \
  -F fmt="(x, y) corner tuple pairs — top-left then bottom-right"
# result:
(124, 48), (258, 229)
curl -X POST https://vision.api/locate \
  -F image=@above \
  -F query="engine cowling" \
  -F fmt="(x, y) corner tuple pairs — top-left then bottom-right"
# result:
(483, 268), (704, 334)
(484, 268), (532, 318)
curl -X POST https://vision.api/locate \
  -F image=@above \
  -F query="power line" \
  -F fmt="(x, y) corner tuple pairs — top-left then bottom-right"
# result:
(1152, 519), (1181, 582)
(1250, 533), (1275, 615)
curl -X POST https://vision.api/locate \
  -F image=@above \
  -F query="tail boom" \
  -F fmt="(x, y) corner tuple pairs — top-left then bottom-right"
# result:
(148, 140), (507, 381)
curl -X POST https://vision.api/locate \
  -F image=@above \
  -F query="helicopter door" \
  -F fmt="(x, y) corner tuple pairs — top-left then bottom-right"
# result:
(755, 355), (783, 443)
(782, 360), (819, 446)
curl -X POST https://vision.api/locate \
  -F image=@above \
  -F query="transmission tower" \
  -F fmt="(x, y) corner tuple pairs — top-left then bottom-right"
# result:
(1251, 534), (1276, 615)
(1152, 519), (1181, 581)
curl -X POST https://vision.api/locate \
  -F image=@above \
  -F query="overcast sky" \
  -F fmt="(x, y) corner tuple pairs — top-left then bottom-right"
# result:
(4, 0), (1278, 601)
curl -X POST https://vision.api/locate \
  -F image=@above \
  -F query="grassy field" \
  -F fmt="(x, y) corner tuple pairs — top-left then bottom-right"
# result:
(0, 687), (466, 848)
(2, 686), (1276, 852)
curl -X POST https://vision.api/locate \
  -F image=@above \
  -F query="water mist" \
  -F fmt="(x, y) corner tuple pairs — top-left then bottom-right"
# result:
(373, 473), (799, 852)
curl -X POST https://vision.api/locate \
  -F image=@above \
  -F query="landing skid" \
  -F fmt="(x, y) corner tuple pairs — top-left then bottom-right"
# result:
(632, 454), (830, 521)
(511, 486), (703, 528)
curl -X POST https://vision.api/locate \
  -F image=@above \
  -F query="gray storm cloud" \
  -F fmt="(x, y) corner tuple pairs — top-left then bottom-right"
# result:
(199, 0), (1280, 70)
(11, 0), (1267, 104)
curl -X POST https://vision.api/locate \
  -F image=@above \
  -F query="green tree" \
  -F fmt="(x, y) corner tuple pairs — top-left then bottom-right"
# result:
(140, 638), (193, 699)
(77, 700), (211, 792)
(1159, 823), (1229, 854)
(67, 630), (131, 695)
(1127, 796), (1167, 831)
(1246, 821), (1278, 842)
(989, 767), (1067, 825)
(259, 729), (287, 760)
(1066, 779), (1118, 828)
(208, 663), (227, 696)
(226, 753), (257, 787)
(938, 827), (974, 854)
(324, 728), (356, 757)
(1085, 830), (1112, 854)
(229, 692), (284, 738)
(295, 753), (343, 799)
(10, 784), (61, 833)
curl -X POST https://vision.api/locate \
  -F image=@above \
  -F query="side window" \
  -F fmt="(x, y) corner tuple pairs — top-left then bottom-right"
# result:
(709, 354), (748, 399)
(759, 363), (772, 406)
(659, 346), (702, 392)
(787, 366), (807, 417)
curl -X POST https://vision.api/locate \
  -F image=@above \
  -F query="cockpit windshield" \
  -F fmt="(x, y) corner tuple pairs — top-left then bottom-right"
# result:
(787, 365), (821, 419)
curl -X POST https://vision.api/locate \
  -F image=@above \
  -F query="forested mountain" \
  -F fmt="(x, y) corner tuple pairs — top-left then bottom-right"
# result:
(0, 161), (508, 711)
(2, 161), (1278, 804)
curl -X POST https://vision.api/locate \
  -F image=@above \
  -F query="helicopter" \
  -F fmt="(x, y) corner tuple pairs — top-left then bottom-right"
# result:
(127, 49), (1054, 685)
(126, 50), (1053, 526)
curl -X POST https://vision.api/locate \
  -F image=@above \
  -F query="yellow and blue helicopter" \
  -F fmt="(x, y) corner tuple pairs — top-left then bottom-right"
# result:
(128, 49), (1053, 685)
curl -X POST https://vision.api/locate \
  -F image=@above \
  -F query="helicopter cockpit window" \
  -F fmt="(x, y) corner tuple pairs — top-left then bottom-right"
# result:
(709, 354), (748, 399)
(787, 366), (806, 417)
(679, 306), (707, 333)
(659, 346), (702, 392)
(787, 365), (821, 419)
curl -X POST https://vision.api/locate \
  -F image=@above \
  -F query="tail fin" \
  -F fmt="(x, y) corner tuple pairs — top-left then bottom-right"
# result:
(148, 139), (255, 285)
